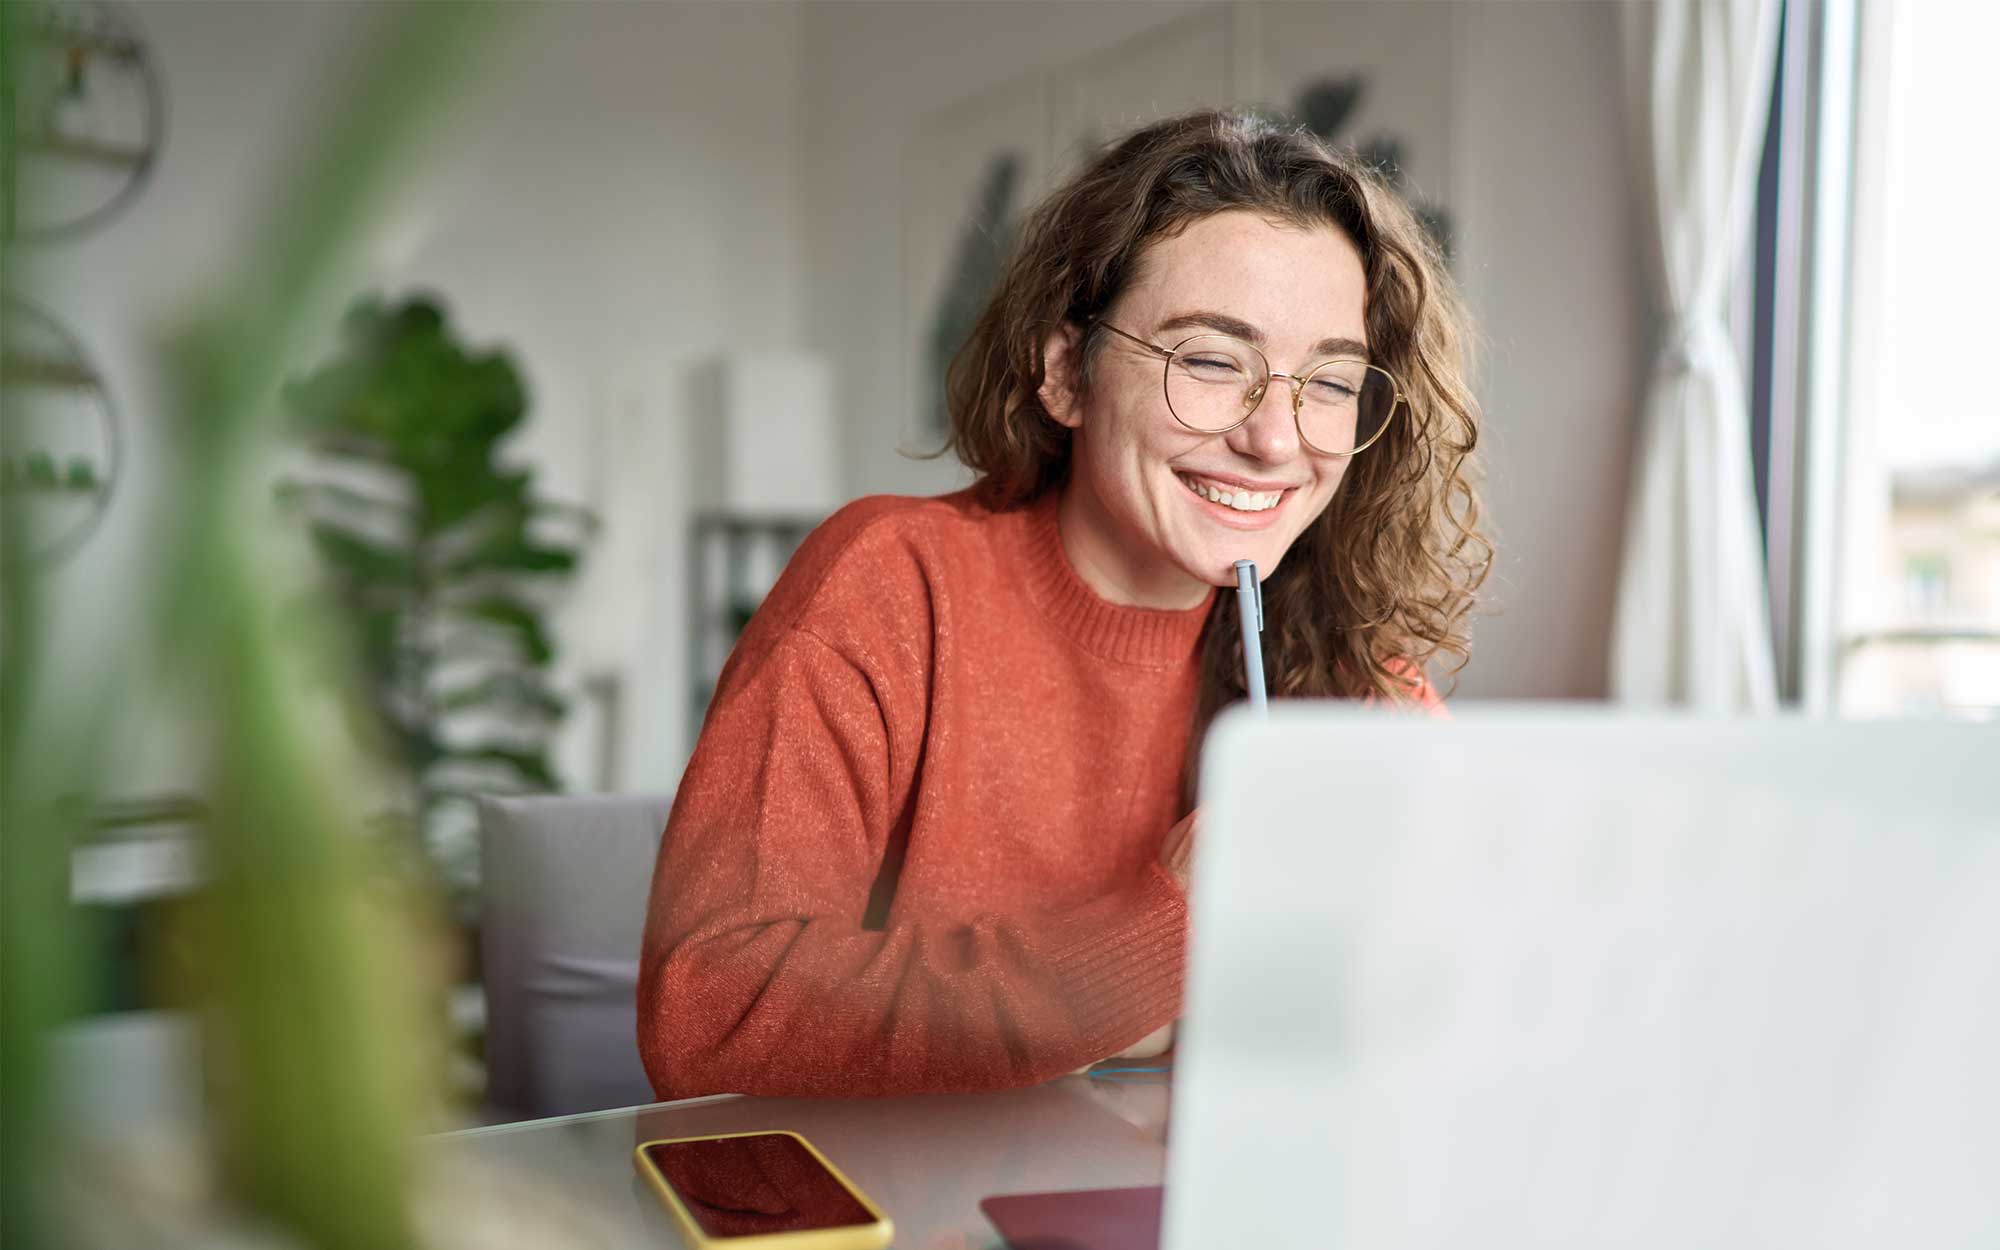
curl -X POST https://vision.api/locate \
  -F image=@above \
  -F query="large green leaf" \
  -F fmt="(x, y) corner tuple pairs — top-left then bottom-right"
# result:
(288, 298), (529, 473)
(422, 465), (530, 535)
(439, 529), (577, 578)
(281, 478), (416, 528)
(442, 594), (553, 665)
(436, 671), (567, 720)
(310, 524), (420, 589)
(425, 743), (558, 793)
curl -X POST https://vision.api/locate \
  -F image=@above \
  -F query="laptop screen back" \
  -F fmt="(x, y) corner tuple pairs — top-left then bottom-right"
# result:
(1166, 707), (1999, 1250)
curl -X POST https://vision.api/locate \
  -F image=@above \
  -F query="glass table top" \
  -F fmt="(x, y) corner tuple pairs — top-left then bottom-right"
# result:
(434, 1073), (1171, 1249)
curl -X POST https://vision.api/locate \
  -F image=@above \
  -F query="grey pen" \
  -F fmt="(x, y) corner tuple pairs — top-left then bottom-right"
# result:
(1232, 559), (1267, 713)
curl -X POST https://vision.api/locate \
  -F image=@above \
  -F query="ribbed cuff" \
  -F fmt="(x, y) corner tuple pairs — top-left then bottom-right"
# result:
(1046, 867), (1190, 1058)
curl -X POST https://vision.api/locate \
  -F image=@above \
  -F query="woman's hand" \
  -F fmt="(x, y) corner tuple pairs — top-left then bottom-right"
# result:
(1075, 1020), (1176, 1074)
(1107, 1020), (1175, 1060)
(1158, 808), (1199, 893)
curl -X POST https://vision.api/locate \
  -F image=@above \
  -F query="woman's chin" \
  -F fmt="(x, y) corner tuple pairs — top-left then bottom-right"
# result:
(1185, 544), (1285, 588)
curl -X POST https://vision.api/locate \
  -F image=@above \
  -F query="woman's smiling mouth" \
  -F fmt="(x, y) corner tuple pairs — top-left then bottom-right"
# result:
(1175, 471), (1289, 514)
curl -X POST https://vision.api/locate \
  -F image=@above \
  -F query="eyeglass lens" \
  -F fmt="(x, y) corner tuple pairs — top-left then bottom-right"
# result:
(1163, 334), (1396, 454)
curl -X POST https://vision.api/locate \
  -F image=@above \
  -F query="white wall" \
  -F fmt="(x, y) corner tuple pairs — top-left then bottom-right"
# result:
(1444, 1), (1649, 698)
(389, 3), (809, 793)
(17, 0), (386, 803)
(801, 1), (1649, 700)
(800, 1), (1214, 501)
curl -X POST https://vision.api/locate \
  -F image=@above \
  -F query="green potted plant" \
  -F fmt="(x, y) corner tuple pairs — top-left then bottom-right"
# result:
(280, 295), (590, 909)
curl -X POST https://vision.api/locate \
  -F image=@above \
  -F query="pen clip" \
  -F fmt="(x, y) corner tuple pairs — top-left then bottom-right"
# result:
(1234, 559), (1264, 634)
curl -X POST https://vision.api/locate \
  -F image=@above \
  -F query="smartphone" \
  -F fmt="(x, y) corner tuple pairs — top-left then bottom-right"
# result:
(632, 1130), (894, 1250)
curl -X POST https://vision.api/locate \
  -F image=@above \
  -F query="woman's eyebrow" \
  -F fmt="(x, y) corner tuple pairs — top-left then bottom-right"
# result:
(1156, 309), (1263, 342)
(1154, 309), (1369, 360)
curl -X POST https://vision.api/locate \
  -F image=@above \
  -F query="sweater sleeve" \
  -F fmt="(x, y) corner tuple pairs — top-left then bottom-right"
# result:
(637, 626), (1187, 1100)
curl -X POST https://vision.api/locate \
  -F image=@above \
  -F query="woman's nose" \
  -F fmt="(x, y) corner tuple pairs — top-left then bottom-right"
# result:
(1227, 376), (1302, 464)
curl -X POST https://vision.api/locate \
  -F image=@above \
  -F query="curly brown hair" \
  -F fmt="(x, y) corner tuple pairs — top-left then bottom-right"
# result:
(944, 110), (1490, 776)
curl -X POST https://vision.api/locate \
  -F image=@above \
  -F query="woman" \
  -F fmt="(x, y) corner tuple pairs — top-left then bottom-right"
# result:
(638, 110), (1488, 1100)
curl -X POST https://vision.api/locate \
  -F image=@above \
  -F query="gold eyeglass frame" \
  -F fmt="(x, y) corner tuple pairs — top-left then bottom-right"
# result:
(1095, 321), (1404, 457)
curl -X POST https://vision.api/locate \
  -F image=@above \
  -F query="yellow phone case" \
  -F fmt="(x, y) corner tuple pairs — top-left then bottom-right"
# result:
(632, 1130), (894, 1250)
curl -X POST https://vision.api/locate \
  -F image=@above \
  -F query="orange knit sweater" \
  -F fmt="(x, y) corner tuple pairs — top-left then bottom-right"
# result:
(637, 488), (1433, 1099)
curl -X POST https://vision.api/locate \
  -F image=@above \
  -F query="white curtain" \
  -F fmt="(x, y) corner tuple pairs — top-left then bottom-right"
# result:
(1610, 0), (1784, 710)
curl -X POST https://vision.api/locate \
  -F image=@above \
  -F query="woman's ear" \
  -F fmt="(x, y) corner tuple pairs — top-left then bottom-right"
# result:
(1038, 323), (1084, 430)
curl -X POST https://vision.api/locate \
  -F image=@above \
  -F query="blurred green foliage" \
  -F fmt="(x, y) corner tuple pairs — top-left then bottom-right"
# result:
(2, 4), (511, 1248)
(1, 451), (101, 489)
(280, 295), (587, 901)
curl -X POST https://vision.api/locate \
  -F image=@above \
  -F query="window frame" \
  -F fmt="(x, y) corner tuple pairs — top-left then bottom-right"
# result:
(1747, 0), (1865, 713)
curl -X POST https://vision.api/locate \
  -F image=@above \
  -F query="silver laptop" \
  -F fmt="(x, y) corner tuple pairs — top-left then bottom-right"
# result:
(1165, 705), (1999, 1250)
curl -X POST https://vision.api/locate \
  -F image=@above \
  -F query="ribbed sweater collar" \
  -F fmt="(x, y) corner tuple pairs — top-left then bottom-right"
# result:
(1011, 489), (1215, 668)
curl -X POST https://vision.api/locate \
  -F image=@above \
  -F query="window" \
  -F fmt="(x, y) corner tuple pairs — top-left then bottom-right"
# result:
(1902, 554), (1947, 618)
(1781, 0), (2000, 720)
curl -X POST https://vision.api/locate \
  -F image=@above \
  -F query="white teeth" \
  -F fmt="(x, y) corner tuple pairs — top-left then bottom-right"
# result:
(1179, 473), (1282, 512)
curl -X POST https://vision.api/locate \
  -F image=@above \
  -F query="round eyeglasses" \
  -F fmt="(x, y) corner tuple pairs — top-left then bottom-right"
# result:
(1096, 322), (1404, 457)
